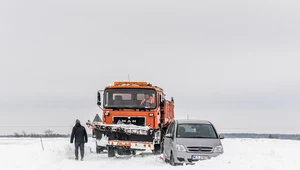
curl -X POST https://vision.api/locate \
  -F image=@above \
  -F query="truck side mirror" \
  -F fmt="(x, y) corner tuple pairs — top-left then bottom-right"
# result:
(97, 91), (101, 106)
(160, 100), (164, 107)
(160, 94), (165, 107)
(219, 134), (225, 139)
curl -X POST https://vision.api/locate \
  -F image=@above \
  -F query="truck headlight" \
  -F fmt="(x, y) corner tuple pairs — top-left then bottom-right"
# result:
(213, 145), (223, 153)
(176, 144), (186, 152)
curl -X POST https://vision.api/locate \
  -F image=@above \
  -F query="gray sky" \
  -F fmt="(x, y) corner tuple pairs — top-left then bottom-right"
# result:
(1, 0), (300, 135)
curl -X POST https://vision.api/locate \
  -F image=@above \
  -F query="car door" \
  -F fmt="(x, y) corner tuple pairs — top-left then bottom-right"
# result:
(169, 121), (176, 155)
(163, 121), (175, 159)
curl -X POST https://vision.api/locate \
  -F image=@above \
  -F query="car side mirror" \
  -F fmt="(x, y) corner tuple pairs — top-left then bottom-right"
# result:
(219, 134), (225, 139)
(165, 133), (173, 138)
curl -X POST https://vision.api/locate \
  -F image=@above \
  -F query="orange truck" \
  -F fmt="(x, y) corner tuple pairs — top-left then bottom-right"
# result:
(86, 81), (175, 157)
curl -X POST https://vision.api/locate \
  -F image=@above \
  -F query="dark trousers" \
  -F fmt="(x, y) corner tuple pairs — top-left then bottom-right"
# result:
(75, 142), (84, 159)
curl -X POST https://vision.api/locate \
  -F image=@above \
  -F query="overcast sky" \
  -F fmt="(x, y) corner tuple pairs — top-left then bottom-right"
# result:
(1, 0), (300, 135)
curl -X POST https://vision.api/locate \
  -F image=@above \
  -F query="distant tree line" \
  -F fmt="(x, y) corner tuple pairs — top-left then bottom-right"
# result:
(268, 134), (279, 139)
(223, 133), (300, 140)
(0, 129), (70, 138)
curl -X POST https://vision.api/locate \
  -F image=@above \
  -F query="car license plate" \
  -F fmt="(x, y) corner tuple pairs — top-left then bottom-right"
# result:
(191, 155), (209, 160)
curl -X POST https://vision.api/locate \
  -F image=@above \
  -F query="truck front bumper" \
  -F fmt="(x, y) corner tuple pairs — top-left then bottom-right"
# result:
(96, 138), (154, 151)
(108, 140), (154, 150)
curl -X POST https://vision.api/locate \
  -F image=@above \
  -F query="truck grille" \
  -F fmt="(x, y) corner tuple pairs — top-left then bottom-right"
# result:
(187, 146), (213, 152)
(113, 117), (145, 126)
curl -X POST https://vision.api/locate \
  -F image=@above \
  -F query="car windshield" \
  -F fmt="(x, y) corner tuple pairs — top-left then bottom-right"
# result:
(103, 88), (157, 109)
(176, 123), (218, 138)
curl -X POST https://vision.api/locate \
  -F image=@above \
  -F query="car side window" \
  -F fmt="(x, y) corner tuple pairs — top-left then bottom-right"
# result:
(170, 123), (175, 136)
(166, 122), (174, 135)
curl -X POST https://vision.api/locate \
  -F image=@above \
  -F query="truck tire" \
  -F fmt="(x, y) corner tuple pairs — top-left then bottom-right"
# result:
(96, 142), (104, 154)
(153, 144), (161, 155)
(96, 146), (104, 154)
(107, 146), (115, 157)
(116, 148), (131, 155)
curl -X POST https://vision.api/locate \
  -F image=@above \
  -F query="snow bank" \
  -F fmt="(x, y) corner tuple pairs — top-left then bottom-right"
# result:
(0, 138), (299, 170)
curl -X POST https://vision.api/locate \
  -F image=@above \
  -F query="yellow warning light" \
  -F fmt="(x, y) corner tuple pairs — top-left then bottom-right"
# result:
(113, 82), (148, 86)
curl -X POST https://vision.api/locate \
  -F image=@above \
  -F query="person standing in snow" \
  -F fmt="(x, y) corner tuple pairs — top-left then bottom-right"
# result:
(70, 119), (88, 161)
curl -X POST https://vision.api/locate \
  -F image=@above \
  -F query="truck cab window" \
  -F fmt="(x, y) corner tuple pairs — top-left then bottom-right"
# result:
(103, 88), (157, 109)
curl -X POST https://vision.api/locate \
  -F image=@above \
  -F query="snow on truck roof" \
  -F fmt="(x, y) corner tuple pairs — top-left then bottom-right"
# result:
(106, 81), (164, 91)
(113, 81), (148, 86)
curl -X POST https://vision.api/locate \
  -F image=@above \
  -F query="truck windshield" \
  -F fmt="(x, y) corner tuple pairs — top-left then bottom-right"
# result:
(176, 123), (218, 139)
(103, 88), (157, 109)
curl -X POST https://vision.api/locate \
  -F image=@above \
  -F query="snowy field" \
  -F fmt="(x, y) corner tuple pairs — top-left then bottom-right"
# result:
(0, 137), (299, 170)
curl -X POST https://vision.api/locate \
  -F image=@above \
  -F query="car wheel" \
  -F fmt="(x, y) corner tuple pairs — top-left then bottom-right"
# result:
(160, 141), (164, 153)
(163, 149), (169, 163)
(170, 152), (176, 166)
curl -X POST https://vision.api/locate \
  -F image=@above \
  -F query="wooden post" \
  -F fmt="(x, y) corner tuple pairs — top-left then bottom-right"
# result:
(40, 136), (44, 151)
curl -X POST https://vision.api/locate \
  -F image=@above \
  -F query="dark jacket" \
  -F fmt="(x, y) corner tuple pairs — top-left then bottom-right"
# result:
(70, 123), (88, 143)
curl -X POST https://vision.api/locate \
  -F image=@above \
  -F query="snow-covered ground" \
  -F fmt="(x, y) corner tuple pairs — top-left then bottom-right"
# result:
(0, 137), (299, 170)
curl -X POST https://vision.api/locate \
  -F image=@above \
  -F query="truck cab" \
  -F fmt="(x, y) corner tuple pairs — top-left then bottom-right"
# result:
(89, 81), (174, 157)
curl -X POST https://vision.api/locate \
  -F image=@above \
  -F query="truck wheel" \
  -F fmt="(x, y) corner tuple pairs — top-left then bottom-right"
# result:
(96, 147), (101, 154)
(116, 148), (131, 155)
(107, 146), (115, 157)
(96, 146), (104, 154)
(153, 144), (161, 155)
(96, 142), (104, 154)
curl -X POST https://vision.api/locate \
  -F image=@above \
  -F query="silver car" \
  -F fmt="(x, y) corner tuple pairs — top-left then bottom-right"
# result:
(163, 119), (224, 166)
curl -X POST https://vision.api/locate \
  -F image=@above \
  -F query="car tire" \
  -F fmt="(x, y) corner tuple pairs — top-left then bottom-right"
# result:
(163, 149), (169, 163)
(170, 152), (176, 166)
(160, 141), (164, 153)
